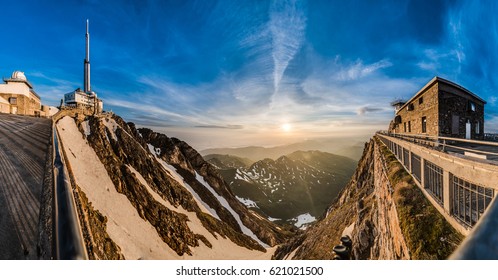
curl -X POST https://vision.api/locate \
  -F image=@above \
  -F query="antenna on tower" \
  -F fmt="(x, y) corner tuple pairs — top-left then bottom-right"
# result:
(84, 19), (91, 93)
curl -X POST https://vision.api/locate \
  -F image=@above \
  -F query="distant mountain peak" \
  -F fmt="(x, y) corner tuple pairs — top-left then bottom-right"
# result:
(204, 150), (357, 228)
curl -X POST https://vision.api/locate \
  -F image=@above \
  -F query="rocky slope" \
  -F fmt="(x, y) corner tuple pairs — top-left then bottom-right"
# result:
(206, 151), (356, 228)
(55, 113), (291, 259)
(273, 137), (463, 260)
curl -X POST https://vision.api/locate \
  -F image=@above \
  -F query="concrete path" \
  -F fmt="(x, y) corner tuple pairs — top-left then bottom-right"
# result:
(0, 113), (51, 259)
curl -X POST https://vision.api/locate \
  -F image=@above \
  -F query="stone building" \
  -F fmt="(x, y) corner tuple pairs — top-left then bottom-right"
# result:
(0, 96), (9, 114)
(0, 71), (42, 116)
(389, 77), (486, 140)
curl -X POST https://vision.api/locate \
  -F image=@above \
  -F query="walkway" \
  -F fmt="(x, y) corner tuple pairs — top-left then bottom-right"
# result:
(0, 113), (51, 259)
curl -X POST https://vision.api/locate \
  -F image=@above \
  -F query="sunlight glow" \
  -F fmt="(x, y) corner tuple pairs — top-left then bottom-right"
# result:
(281, 123), (292, 132)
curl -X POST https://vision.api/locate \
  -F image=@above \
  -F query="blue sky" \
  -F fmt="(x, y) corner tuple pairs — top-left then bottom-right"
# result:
(1, 0), (498, 149)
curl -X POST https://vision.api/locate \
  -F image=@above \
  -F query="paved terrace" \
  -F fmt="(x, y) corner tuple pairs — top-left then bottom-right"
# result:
(0, 113), (51, 259)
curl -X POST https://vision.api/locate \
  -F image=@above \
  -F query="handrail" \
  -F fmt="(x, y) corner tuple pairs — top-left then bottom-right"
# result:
(379, 131), (498, 147)
(53, 126), (88, 260)
(377, 132), (498, 259)
(450, 196), (498, 259)
(378, 131), (498, 160)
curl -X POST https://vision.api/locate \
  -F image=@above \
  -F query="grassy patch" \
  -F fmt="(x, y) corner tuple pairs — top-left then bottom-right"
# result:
(375, 137), (463, 259)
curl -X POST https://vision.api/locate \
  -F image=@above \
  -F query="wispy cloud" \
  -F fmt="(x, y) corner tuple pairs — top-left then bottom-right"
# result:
(195, 125), (243, 129)
(269, 0), (306, 95)
(105, 99), (203, 125)
(356, 106), (384, 116)
(333, 59), (393, 81)
(4, 0), (498, 149)
(27, 71), (80, 105)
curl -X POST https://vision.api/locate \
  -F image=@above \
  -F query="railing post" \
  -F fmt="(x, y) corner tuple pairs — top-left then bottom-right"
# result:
(420, 158), (425, 189)
(443, 170), (451, 214)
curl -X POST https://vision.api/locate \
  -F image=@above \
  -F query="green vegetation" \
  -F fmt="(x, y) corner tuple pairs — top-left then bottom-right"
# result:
(375, 137), (464, 259)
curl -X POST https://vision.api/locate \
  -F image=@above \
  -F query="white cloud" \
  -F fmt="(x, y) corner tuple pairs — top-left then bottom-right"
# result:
(485, 116), (498, 133)
(333, 59), (392, 81)
(356, 106), (384, 116)
(105, 98), (203, 125)
(269, 0), (307, 94)
(489, 96), (497, 106)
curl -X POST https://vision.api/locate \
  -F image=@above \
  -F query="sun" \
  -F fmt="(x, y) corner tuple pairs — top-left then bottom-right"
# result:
(281, 123), (292, 132)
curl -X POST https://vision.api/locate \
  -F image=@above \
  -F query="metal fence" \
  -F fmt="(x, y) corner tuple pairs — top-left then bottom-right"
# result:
(451, 175), (494, 228)
(379, 131), (498, 162)
(424, 160), (444, 206)
(411, 153), (421, 183)
(377, 132), (498, 259)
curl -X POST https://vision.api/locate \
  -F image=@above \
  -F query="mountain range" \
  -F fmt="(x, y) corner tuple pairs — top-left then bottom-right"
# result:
(51, 112), (462, 260)
(205, 151), (357, 228)
(200, 138), (366, 162)
(53, 113), (293, 259)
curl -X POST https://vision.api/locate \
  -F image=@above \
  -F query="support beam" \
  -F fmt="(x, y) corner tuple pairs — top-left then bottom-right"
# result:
(443, 170), (451, 213)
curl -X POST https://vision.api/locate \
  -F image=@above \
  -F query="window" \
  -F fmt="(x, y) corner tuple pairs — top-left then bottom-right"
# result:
(408, 121), (411, 132)
(404, 122), (407, 133)
(407, 103), (414, 111)
(476, 121), (480, 134)
(452, 115), (459, 135)
(419, 97), (424, 104)
(9, 97), (17, 105)
(421, 117), (427, 133)
(468, 101), (476, 112)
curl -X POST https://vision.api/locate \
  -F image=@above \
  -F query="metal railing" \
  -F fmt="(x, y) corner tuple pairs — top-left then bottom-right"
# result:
(450, 196), (498, 259)
(484, 133), (498, 142)
(377, 132), (498, 259)
(53, 127), (88, 260)
(378, 131), (498, 161)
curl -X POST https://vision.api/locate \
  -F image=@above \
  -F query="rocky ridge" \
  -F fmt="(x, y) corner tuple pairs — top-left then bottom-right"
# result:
(206, 151), (356, 227)
(57, 113), (290, 259)
(273, 137), (463, 260)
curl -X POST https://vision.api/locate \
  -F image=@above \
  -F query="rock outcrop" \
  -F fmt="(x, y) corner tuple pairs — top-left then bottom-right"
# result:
(56, 113), (290, 259)
(274, 137), (463, 260)
(138, 127), (290, 246)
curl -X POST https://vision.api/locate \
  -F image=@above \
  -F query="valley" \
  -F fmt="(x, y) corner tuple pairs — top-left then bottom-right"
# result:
(205, 151), (357, 228)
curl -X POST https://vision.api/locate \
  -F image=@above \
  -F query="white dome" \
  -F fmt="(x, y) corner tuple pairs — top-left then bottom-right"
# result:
(11, 71), (27, 81)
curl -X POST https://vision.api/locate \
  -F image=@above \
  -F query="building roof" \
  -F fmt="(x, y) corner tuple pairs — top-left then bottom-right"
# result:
(11, 71), (27, 81)
(3, 70), (34, 89)
(397, 76), (487, 112)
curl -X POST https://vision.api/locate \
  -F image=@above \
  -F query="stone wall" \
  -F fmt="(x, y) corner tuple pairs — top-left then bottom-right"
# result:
(274, 136), (463, 260)
(438, 83), (485, 139)
(392, 83), (439, 136)
(0, 93), (41, 116)
(389, 80), (485, 140)
(52, 107), (99, 123)
(370, 140), (410, 259)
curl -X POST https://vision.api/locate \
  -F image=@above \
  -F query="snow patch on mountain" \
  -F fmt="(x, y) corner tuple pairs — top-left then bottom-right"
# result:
(81, 120), (91, 136)
(292, 213), (316, 229)
(102, 118), (119, 141)
(236, 196), (259, 208)
(147, 144), (220, 220)
(195, 172), (269, 248)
